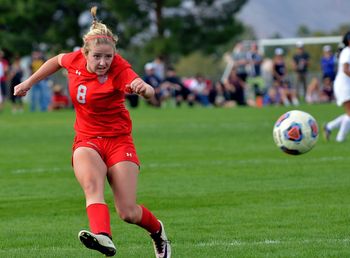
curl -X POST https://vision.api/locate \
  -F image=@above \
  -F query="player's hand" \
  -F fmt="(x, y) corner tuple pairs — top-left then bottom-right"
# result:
(127, 78), (147, 95)
(14, 81), (32, 96)
(126, 78), (154, 99)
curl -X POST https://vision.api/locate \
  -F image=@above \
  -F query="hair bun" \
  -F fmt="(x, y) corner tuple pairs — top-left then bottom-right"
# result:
(91, 6), (98, 22)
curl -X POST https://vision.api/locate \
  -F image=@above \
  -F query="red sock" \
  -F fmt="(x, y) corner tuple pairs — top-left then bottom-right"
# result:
(86, 203), (112, 237)
(137, 205), (161, 234)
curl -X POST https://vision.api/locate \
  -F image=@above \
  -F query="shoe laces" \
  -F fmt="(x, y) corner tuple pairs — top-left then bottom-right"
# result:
(151, 229), (170, 254)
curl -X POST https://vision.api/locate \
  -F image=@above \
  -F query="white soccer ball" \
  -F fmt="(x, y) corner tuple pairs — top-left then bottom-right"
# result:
(273, 110), (319, 155)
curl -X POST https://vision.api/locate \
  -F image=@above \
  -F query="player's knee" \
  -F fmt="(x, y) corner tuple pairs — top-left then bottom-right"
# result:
(117, 206), (138, 223)
(83, 181), (101, 196)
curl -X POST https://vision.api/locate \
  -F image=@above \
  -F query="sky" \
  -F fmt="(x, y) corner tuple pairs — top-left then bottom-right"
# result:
(237, 0), (350, 39)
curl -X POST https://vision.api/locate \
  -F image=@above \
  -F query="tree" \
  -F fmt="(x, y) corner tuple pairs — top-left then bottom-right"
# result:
(107, 0), (248, 54)
(296, 25), (311, 37)
(0, 0), (248, 61)
(0, 0), (99, 55)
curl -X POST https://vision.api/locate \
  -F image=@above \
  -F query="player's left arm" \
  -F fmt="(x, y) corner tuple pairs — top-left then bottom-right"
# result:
(127, 78), (155, 100)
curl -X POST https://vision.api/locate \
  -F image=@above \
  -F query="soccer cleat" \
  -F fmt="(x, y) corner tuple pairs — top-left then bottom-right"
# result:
(323, 123), (331, 141)
(78, 230), (116, 257)
(150, 220), (171, 258)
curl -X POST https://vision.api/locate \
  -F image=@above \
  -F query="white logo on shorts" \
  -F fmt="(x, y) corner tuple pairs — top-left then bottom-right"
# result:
(126, 153), (132, 157)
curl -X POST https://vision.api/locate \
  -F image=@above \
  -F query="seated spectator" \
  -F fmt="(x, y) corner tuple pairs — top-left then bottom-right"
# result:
(264, 80), (298, 106)
(142, 62), (162, 107)
(263, 85), (280, 106)
(161, 67), (194, 107)
(223, 68), (247, 106)
(272, 48), (299, 106)
(209, 81), (237, 108)
(305, 76), (334, 104)
(305, 77), (321, 104)
(49, 84), (69, 110)
(320, 76), (334, 103)
(188, 74), (211, 106)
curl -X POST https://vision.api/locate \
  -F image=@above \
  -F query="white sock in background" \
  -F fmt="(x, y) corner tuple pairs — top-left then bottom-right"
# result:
(327, 114), (346, 131)
(336, 114), (350, 142)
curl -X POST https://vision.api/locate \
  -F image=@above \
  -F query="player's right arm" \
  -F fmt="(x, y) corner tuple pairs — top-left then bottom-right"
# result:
(14, 54), (65, 96)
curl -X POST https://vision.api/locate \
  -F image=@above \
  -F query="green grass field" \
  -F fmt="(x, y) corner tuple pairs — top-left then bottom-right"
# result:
(1, 103), (350, 257)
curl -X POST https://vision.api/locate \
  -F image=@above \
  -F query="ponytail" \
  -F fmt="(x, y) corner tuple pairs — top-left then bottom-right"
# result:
(82, 6), (118, 55)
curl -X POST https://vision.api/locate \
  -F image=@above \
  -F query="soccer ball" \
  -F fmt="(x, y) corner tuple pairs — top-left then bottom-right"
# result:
(273, 110), (319, 155)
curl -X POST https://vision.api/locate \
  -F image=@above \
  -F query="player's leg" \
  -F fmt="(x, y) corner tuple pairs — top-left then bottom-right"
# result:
(73, 147), (116, 256)
(107, 161), (171, 258)
(324, 114), (346, 141)
(336, 101), (350, 142)
(301, 73), (307, 99)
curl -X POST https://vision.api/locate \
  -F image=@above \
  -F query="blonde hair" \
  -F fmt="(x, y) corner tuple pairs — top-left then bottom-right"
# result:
(82, 6), (118, 55)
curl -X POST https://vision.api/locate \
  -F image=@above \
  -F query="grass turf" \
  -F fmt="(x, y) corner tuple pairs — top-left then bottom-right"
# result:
(0, 103), (350, 257)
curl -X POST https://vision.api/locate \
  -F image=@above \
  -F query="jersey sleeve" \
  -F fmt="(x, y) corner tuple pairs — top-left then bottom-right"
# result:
(114, 68), (139, 93)
(61, 51), (78, 70)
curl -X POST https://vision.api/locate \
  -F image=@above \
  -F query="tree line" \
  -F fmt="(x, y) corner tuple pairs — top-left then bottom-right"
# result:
(0, 0), (247, 62)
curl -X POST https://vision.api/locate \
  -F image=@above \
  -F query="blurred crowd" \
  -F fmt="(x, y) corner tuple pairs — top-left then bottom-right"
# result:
(0, 40), (338, 113)
(128, 40), (337, 109)
(0, 50), (69, 114)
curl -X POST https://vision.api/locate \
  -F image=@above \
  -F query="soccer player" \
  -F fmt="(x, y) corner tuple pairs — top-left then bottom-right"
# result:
(324, 31), (350, 142)
(14, 6), (171, 258)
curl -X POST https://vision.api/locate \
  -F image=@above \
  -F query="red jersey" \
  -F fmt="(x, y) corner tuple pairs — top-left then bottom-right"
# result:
(61, 51), (138, 137)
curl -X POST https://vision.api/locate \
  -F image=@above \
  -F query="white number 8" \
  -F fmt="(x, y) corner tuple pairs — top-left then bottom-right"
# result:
(77, 85), (87, 104)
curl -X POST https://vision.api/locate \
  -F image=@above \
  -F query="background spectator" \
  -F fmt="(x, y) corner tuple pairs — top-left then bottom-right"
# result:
(224, 68), (247, 106)
(263, 85), (280, 106)
(320, 75), (334, 103)
(273, 48), (287, 84)
(161, 67), (194, 107)
(305, 77), (321, 104)
(272, 48), (299, 106)
(320, 45), (337, 82)
(305, 76), (334, 104)
(142, 62), (162, 107)
(8, 56), (24, 113)
(49, 84), (69, 110)
(247, 42), (265, 106)
(152, 55), (166, 81)
(0, 57), (3, 111)
(209, 80), (236, 107)
(247, 42), (263, 78)
(0, 50), (9, 100)
(188, 74), (211, 106)
(30, 51), (51, 112)
(231, 42), (249, 82)
(293, 41), (310, 99)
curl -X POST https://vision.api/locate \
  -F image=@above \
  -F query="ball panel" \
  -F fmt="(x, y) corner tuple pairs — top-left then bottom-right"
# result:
(309, 119), (318, 138)
(284, 123), (303, 142)
(275, 112), (290, 127)
(280, 146), (301, 155)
